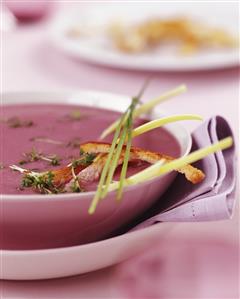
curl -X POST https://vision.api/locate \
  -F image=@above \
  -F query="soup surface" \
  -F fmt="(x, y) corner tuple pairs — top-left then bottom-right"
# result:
(0, 104), (181, 195)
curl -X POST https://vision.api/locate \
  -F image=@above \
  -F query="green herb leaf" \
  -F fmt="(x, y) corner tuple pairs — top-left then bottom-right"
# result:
(70, 180), (82, 193)
(22, 174), (35, 188)
(71, 153), (95, 168)
(69, 110), (82, 121)
(70, 167), (83, 193)
(22, 149), (62, 166)
(7, 117), (34, 128)
(19, 160), (28, 165)
(21, 170), (63, 194)
(49, 155), (61, 166)
(23, 148), (41, 162)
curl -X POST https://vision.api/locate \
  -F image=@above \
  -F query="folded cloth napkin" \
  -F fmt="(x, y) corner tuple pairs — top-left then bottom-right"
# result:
(133, 116), (236, 230)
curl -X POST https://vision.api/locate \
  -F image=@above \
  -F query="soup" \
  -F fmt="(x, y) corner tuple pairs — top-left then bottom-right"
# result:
(0, 104), (181, 195)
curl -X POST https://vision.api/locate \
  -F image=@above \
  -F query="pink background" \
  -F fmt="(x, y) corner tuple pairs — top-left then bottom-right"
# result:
(1, 2), (239, 298)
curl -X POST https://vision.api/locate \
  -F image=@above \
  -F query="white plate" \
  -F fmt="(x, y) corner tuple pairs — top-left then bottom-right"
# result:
(50, 2), (239, 71)
(1, 222), (174, 280)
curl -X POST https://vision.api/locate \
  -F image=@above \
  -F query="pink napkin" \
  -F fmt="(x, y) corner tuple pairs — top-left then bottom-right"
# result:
(132, 116), (236, 230)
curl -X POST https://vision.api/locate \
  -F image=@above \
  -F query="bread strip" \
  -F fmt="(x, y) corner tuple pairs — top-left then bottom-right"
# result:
(80, 142), (205, 184)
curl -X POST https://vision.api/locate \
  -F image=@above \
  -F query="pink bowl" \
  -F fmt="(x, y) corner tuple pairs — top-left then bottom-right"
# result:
(1, 91), (191, 250)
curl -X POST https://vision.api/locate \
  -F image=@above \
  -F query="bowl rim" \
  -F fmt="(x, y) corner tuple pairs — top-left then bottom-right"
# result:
(1, 90), (192, 202)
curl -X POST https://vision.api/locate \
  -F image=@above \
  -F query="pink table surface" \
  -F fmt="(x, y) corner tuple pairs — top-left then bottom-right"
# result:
(1, 3), (239, 299)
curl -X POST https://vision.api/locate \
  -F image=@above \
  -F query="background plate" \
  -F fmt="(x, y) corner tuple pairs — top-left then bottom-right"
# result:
(51, 2), (239, 71)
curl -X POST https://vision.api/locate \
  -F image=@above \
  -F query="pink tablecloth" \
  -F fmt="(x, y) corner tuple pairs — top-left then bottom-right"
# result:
(1, 4), (239, 299)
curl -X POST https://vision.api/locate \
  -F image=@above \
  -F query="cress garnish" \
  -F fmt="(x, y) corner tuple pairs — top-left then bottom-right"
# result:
(5, 117), (34, 128)
(71, 153), (95, 168)
(70, 167), (83, 193)
(9, 166), (62, 194)
(23, 148), (41, 162)
(18, 169), (62, 194)
(10, 152), (96, 194)
(20, 148), (62, 166)
(49, 155), (61, 166)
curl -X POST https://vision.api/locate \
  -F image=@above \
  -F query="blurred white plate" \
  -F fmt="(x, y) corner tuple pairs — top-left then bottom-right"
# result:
(50, 2), (239, 71)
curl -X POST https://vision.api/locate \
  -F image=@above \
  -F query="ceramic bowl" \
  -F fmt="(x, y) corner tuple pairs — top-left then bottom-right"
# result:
(1, 91), (191, 249)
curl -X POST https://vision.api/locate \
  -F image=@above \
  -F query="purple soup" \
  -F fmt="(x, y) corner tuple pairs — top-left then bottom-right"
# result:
(0, 104), (181, 195)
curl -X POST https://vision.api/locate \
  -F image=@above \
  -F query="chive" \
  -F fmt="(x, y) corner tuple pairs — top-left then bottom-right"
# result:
(101, 114), (129, 198)
(89, 111), (203, 212)
(88, 81), (150, 214)
(133, 85), (187, 119)
(132, 114), (202, 138)
(88, 108), (129, 214)
(116, 113), (202, 197)
(108, 137), (233, 192)
(100, 84), (187, 139)
(117, 111), (133, 200)
(102, 99), (138, 199)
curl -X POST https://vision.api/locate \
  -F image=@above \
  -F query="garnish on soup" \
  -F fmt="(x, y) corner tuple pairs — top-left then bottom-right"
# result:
(19, 148), (62, 166)
(1, 116), (34, 128)
(5, 85), (233, 215)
